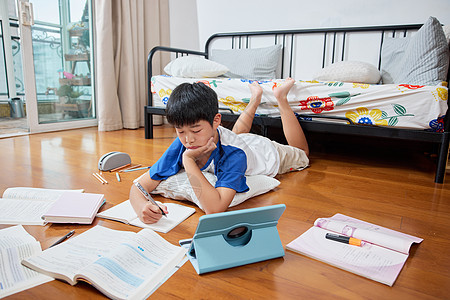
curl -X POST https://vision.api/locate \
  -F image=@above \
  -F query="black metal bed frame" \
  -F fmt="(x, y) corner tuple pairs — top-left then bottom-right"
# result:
(145, 24), (450, 183)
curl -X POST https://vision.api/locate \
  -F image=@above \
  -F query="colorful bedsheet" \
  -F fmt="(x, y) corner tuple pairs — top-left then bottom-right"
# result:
(151, 76), (448, 131)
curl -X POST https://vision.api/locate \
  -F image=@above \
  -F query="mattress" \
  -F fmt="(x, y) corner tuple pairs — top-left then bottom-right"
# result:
(151, 76), (448, 131)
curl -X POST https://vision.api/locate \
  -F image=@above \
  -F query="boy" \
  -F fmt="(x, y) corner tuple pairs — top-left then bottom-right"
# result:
(130, 78), (309, 223)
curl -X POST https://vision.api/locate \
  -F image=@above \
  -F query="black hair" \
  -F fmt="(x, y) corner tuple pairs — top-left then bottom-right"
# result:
(166, 82), (218, 127)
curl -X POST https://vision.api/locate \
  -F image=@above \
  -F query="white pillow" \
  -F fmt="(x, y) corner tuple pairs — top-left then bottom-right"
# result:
(151, 170), (280, 210)
(164, 56), (229, 78)
(313, 61), (381, 84)
(210, 44), (282, 80)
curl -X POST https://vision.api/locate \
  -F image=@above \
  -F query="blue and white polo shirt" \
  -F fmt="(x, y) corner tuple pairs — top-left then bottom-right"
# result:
(149, 126), (279, 193)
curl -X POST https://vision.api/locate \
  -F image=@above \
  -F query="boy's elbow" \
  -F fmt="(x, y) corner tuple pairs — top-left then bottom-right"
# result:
(200, 187), (235, 214)
(202, 200), (230, 214)
(203, 206), (227, 215)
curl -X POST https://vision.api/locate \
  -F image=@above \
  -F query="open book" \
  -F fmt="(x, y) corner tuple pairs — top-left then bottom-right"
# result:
(0, 187), (84, 225)
(286, 213), (423, 286)
(22, 226), (187, 300)
(97, 200), (195, 233)
(0, 225), (54, 298)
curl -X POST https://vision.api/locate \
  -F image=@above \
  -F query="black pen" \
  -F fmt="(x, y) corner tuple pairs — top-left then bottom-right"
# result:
(49, 230), (75, 248)
(134, 182), (167, 217)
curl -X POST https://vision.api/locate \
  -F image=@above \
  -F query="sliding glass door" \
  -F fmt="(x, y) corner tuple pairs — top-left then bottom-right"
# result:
(0, 0), (27, 137)
(0, 0), (96, 136)
(24, 0), (96, 133)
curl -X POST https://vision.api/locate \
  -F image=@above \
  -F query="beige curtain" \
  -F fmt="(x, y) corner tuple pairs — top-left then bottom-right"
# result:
(94, 0), (170, 131)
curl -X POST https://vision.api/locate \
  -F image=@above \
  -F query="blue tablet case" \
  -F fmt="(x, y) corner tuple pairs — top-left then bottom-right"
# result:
(179, 204), (286, 274)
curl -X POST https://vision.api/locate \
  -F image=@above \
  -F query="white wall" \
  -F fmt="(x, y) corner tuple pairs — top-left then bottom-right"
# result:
(168, 0), (199, 49)
(169, 0), (450, 51)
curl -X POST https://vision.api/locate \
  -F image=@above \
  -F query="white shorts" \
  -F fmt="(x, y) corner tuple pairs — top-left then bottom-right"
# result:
(271, 140), (309, 174)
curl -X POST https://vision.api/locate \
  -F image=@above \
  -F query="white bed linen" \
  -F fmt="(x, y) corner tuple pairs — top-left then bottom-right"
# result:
(151, 76), (448, 131)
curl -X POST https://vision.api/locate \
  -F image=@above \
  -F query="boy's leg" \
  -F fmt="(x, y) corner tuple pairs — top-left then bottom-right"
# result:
(274, 78), (309, 156)
(232, 82), (262, 134)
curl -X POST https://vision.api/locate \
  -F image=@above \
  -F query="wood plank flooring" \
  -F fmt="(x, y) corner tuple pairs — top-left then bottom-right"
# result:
(1, 125), (449, 299)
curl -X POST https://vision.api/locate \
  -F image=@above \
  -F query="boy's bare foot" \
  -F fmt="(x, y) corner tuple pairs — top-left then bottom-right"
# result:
(248, 82), (263, 106)
(274, 77), (295, 103)
(233, 82), (262, 134)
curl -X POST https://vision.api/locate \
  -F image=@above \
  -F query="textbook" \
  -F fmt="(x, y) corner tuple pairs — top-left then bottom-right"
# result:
(0, 225), (54, 298)
(22, 225), (187, 300)
(286, 213), (423, 286)
(97, 199), (195, 233)
(43, 192), (105, 224)
(0, 187), (84, 225)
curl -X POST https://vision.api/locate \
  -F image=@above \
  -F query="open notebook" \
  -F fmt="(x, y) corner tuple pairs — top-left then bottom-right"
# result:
(97, 200), (195, 233)
(286, 213), (423, 286)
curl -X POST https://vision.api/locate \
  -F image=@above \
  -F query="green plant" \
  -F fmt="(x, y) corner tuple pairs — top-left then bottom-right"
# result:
(80, 30), (90, 50)
(57, 85), (84, 100)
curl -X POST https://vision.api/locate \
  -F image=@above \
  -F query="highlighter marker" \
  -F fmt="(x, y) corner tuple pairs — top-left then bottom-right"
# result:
(325, 233), (362, 246)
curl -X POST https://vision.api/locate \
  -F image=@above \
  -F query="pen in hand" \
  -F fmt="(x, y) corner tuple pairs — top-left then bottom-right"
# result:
(134, 182), (168, 217)
(49, 230), (75, 248)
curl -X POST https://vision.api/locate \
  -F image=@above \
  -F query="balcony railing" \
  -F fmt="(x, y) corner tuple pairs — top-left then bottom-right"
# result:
(1, 19), (91, 103)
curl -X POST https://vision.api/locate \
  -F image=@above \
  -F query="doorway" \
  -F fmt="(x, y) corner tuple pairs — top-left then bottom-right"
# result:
(0, 0), (27, 137)
(0, 0), (96, 138)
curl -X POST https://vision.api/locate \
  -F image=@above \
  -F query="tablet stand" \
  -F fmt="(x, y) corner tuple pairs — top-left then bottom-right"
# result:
(181, 204), (286, 274)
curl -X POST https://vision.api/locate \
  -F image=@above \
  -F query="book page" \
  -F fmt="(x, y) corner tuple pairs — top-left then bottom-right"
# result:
(96, 200), (136, 223)
(97, 200), (195, 233)
(2, 187), (83, 201)
(22, 226), (186, 299)
(22, 226), (136, 285)
(314, 214), (423, 254)
(130, 202), (195, 233)
(0, 188), (84, 225)
(0, 226), (53, 298)
(0, 199), (54, 225)
(286, 226), (408, 286)
(79, 228), (187, 299)
(0, 224), (37, 247)
(146, 255), (188, 297)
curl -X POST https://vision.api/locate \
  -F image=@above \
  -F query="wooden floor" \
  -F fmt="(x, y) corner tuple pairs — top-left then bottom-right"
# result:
(1, 125), (450, 299)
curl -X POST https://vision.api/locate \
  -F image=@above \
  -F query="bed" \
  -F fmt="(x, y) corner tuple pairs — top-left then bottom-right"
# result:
(145, 17), (450, 183)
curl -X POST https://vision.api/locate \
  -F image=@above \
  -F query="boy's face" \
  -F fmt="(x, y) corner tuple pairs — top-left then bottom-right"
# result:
(175, 113), (221, 150)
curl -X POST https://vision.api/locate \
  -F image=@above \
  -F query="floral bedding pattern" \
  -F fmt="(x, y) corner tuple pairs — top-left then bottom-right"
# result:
(151, 76), (448, 131)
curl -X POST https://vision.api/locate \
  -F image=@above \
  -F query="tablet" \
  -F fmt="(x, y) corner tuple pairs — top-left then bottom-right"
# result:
(180, 204), (286, 274)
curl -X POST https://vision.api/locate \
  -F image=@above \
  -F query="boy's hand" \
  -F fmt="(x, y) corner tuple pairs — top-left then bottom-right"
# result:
(138, 201), (168, 224)
(183, 137), (216, 166)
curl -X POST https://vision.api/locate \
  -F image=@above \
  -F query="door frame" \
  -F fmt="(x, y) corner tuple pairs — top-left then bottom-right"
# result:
(19, 0), (97, 134)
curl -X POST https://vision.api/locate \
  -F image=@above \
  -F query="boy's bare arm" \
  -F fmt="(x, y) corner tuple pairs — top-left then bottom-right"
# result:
(182, 137), (236, 214)
(129, 172), (167, 223)
(183, 155), (236, 213)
